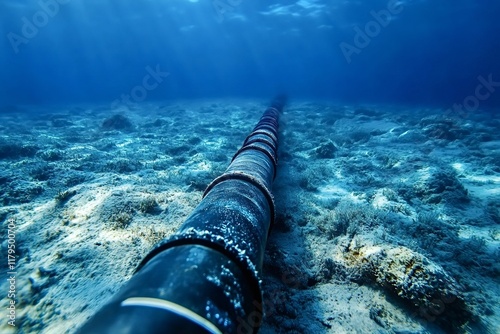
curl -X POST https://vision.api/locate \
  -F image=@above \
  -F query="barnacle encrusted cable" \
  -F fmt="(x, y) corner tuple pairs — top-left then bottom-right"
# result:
(78, 95), (286, 334)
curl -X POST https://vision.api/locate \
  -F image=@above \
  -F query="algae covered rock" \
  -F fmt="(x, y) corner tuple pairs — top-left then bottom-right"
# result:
(0, 143), (39, 160)
(102, 114), (133, 131)
(399, 167), (470, 206)
(315, 140), (336, 159)
(420, 116), (470, 141)
(344, 241), (471, 331)
(371, 247), (465, 313)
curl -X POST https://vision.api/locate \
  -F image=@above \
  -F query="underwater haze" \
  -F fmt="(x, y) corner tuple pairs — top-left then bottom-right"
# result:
(1, 0), (500, 107)
(1, 1), (500, 334)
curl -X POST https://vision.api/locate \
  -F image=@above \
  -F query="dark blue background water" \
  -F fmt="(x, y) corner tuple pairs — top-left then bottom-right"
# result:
(1, 0), (500, 109)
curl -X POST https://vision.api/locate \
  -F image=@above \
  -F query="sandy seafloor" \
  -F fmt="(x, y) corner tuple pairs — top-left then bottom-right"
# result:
(0, 99), (499, 334)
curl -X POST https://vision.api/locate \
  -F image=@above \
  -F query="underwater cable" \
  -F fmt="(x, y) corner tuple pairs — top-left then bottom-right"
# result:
(77, 95), (286, 334)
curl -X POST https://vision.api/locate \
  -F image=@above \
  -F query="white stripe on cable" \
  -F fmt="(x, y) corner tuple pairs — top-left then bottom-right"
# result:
(121, 297), (222, 334)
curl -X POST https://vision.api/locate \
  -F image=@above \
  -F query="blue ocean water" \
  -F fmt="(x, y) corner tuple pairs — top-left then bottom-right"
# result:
(1, 0), (500, 108)
(1, 2), (500, 333)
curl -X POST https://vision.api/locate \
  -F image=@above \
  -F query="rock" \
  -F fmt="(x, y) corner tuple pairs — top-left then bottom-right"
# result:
(102, 114), (133, 131)
(419, 117), (470, 141)
(0, 143), (39, 160)
(315, 140), (336, 159)
(354, 108), (378, 117)
(51, 118), (73, 127)
(344, 241), (472, 331)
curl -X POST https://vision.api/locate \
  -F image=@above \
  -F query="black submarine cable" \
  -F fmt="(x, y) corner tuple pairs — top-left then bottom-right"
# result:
(78, 96), (286, 334)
